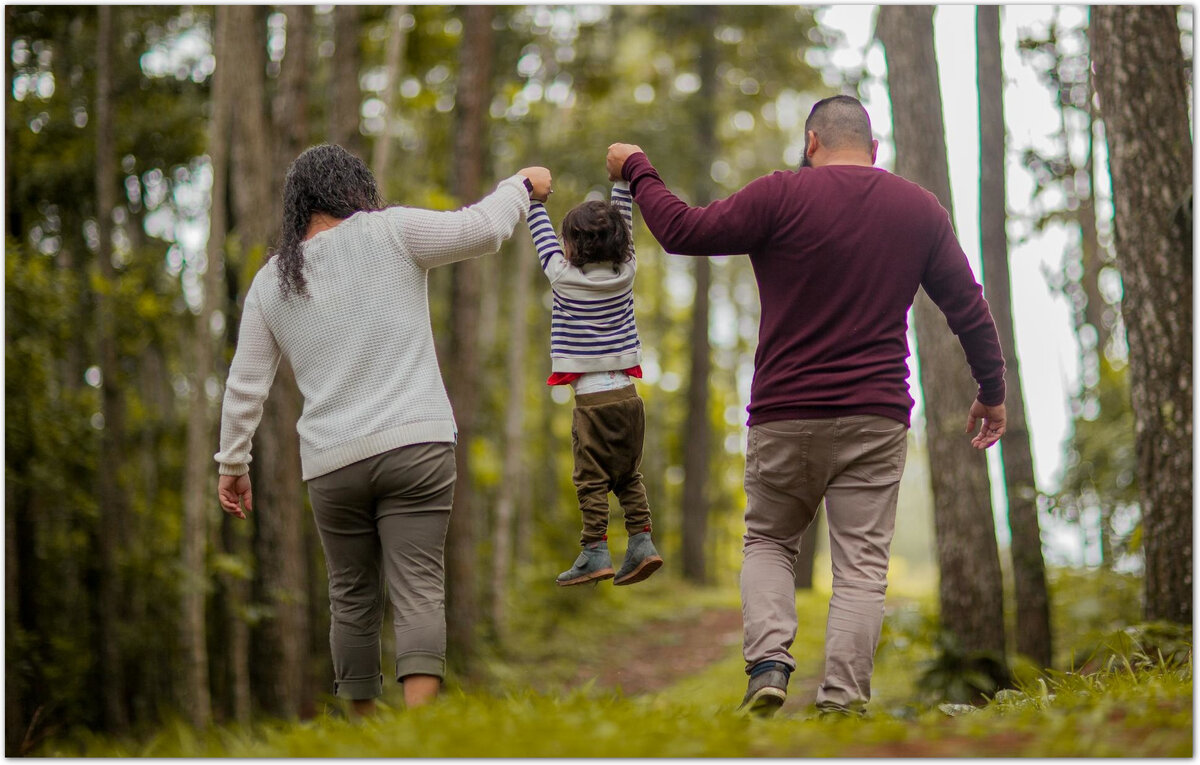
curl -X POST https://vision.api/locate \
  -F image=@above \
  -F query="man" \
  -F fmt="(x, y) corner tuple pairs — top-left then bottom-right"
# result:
(606, 95), (1006, 717)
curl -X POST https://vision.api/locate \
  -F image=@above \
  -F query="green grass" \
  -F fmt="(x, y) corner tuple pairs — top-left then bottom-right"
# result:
(38, 573), (1192, 757)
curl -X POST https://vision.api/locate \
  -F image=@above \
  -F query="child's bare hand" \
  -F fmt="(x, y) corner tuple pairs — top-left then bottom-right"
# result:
(519, 166), (553, 201)
(606, 143), (643, 181)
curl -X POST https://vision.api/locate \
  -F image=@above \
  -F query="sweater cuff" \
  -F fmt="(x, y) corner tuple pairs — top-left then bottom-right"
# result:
(977, 381), (1006, 407)
(503, 173), (533, 217)
(621, 152), (655, 194)
(218, 462), (250, 477)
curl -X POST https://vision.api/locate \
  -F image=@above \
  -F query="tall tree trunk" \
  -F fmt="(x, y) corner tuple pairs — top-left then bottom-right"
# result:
(94, 5), (129, 732)
(977, 6), (1053, 670)
(330, 5), (362, 156)
(491, 235), (533, 638)
(793, 505), (821, 589)
(681, 4), (719, 584)
(1077, 74), (1111, 358)
(371, 5), (411, 186)
(226, 4), (308, 719)
(1091, 6), (1193, 625)
(179, 2), (239, 729)
(222, 4), (277, 721)
(444, 3), (495, 675)
(876, 5), (1007, 657)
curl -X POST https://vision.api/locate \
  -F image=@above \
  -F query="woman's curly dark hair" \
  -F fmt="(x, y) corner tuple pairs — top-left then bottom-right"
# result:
(560, 200), (633, 269)
(272, 144), (383, 298)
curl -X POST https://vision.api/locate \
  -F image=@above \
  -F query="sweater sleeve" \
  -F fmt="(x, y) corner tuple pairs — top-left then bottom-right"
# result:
(611, 180), (635, 266)
(386, 174), (531, 270)
(621, 152), (774, 256)
(527, 201), (570, 281)
(213, 280), (282, 476)
(920, 204), (1007, 405)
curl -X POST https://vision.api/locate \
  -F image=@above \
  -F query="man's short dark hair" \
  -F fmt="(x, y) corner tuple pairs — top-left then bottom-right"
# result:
(804, 95), (874, 153)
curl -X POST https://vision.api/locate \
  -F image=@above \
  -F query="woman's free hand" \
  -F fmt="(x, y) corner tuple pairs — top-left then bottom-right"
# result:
(218, 473), (254, 519)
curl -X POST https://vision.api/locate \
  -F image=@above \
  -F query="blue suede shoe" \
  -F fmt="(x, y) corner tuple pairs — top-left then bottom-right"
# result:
(613, 531), (663, 586)
(556, 540), (615, 586)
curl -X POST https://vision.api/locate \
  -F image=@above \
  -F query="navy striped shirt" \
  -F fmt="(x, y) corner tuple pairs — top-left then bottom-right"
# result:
(527, 182), (643, 374)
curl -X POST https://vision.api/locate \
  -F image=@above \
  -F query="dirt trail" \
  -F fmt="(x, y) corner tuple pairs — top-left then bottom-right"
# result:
(566, 608), (743, 695)
(565, 604), (820, 712)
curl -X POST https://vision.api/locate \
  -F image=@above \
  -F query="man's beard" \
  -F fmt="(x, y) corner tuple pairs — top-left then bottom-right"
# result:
(800, 136), (812, 168)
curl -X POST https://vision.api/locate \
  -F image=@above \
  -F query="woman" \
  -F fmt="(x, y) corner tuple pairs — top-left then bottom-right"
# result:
(214, 144), (551, 714)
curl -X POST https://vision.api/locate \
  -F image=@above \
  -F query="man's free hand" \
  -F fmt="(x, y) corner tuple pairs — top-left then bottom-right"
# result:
(965, 399), (1006, 450)
(606, 143), (644, 182)
(218, 473), (254, 519)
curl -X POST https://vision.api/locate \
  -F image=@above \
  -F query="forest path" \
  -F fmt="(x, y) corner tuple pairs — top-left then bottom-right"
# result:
(558, 603), (821, 715)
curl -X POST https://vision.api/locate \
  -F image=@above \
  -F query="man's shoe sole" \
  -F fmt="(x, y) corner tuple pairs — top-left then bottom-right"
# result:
(744, 687), (787, 717)
(556, 567), (615, 587)
(613, 555), (663, 586)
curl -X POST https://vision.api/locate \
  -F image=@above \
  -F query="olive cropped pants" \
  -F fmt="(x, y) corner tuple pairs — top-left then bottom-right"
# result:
(307, 441), (455, 700)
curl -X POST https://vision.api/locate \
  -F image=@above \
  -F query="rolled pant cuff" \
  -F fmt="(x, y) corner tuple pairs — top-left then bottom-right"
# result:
(335, 674), (384, 700)
(395, 651), (446, 681)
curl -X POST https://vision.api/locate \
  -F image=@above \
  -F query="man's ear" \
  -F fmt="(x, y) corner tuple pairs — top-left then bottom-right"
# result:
(870, 139), (879, 165)
(805, 130), (820, 159)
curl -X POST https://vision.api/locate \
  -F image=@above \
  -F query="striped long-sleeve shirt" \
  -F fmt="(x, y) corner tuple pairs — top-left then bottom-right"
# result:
(527, 182), (643, 375)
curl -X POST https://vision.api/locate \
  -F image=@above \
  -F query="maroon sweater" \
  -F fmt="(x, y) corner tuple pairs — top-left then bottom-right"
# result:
(623, 152), (1005, 427)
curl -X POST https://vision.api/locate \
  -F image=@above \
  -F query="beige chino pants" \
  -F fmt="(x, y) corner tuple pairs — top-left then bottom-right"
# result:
(740, 415), (908, 713)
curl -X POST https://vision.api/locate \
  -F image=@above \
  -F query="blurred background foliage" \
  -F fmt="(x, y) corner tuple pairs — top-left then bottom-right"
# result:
(3, 4), (1190, 754)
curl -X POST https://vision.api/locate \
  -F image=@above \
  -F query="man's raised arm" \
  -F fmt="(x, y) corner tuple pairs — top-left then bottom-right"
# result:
(606, 143), (775, 257)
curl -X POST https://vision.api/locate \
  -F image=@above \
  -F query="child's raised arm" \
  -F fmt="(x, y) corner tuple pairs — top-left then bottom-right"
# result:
(527, 201), (568, 280)
(611, 180), (635, 264)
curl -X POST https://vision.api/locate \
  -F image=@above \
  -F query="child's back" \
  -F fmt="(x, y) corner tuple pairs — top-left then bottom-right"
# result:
(526, 181), (663, 587)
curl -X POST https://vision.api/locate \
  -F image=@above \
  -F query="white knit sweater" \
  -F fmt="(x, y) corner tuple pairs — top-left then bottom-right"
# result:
(214, 174), (531, 480)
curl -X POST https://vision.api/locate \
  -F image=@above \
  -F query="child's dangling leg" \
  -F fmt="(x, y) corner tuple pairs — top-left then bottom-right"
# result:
(556, 392), (618, 586)
(609, 389), (662, 586)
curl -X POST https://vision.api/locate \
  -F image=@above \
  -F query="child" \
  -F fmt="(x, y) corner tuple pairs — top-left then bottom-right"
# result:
(527, 180), (663, 587)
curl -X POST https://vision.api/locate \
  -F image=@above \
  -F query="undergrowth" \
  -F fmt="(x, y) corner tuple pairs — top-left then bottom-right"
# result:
(37, 569), (1192, 757)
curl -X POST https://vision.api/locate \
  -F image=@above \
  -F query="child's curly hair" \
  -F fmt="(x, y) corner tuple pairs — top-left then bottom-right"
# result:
(561, 200), (632, 269)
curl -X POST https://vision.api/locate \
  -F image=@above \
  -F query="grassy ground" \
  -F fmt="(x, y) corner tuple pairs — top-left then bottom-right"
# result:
(40, 573), (1192, 757)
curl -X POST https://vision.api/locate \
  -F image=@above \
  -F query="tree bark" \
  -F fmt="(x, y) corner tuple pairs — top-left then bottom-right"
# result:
(977, 5), (1053, 670)
(681, 4), (719, 584)
(1091, 6), (1193, 625)
(94, 4), (129, 732)
(491, 234), (533, 638)
(179, 2), (240, 729)
(444, 4), (494, 674)
(222, 4), (278, 721)
(371, 6), (410, 185)
(876, 4), (1007, 656)
(330, 5), (362, 156)
(793, 504), (821, 590)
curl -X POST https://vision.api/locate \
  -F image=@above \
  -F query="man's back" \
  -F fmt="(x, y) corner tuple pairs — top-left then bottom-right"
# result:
(622, 154), (1004, 427)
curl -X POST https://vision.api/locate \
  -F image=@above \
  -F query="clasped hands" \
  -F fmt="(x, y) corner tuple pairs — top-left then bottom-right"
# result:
(519, 143), (644, 205)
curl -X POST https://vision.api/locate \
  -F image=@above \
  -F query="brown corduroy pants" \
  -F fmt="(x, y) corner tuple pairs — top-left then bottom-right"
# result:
(570, 384), (652, 545)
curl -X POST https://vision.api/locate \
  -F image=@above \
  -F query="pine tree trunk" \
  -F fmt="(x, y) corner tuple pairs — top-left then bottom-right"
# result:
(179, 2), (239, 729)
(977, 6), (1053, 670)
(876, 4), (1007, 657)
(681, 4), (719, 583)
(371, 5), (410, 185)
(444, 4), (494, 674)
(330, 5), (362, 156)
(491, 235), (533, 638)
(94, 5), (129, 732)
(222, 4), (277, 721)
(793, 505), (821, 590)
(1091, 6), (1193, 625)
